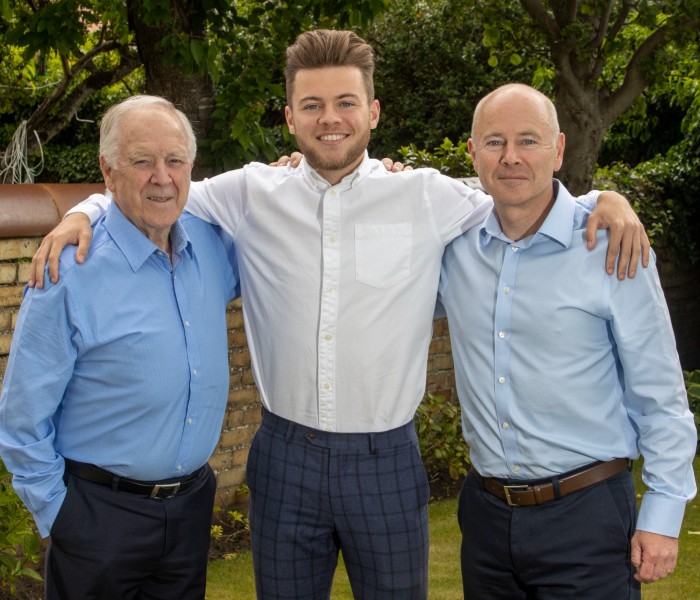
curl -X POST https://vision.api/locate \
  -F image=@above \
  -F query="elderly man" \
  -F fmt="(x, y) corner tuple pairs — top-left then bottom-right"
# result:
(0, 96), (239, 599)
(439, 83), (696, 599)
(29, 31), (648, 600)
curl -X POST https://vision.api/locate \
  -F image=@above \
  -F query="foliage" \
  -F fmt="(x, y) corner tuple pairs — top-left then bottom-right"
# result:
(595, 121), (700, 264)
(40, 143), (102, 182)
(415, 393), (469, 484)
(209, 483), (251, 561)
(399, 137), (476, 178)
(685, 371), (700, 448)
(363, 0), (532, 159)
(0, 459), (42, 595)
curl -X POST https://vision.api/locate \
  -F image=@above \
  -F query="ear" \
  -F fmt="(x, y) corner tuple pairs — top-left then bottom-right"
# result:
(100, 155), (117, 193)
(467, 138), (479, 174)
(553, 132), (565, 172)
(370, 99), (380, 130)
(284, 106), (296, 135)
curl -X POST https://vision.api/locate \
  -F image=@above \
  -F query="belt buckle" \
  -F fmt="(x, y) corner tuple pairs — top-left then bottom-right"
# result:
(150, 482), (181, 499)
(503, 484), (529, 506)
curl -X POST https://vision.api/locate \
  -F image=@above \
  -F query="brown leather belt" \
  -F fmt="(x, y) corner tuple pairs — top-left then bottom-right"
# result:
(471, 458), (630, 507)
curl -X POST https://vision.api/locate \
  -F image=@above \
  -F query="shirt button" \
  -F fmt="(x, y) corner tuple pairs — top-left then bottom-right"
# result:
(502, 422), (509, 429)
(512, 465), (520, 473)
(498, 331), (505, 339)
(498, 376), (505, 384)
(324, 334), (333, 341)
(323, 383), (331, 390)
(187, 418), (193, 425)
(330, 190), (337, 198)
(193, 369), (198, 376)
(184, 320), (190, 327)
(327, 286), (335, 293)
(503, 286), (510, 294)
(330, 236), (337, 244)
(177, 465), (183, 471)
(511, 246), (519, 252)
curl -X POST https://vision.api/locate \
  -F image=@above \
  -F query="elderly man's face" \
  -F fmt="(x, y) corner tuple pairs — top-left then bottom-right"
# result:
(100, 107), (192, 251)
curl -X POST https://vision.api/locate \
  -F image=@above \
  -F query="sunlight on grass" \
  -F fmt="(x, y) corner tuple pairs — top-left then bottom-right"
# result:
(206, 458), (700, 600)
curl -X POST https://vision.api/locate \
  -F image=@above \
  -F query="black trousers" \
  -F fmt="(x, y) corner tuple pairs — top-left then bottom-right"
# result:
(45, 464), (216, 600)
(459, 468), (641, 599)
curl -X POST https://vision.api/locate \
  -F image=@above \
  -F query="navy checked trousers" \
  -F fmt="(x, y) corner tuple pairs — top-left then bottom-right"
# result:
(247, 409), (430, 600)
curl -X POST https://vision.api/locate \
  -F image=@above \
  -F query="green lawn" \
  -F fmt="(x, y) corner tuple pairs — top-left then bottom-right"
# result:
(206, 458), (700, 599)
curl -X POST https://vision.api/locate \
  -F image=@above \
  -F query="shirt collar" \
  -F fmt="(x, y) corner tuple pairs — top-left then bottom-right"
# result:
(479, 179), (576, 248)
(103, 201), (192, 271)
(300, 151), (373, 192)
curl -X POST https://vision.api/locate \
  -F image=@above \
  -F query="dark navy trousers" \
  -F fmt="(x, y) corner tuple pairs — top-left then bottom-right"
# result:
(247, 409), (430, 600)
(45, 464), (216, 600)
(459, 467), (642, 599)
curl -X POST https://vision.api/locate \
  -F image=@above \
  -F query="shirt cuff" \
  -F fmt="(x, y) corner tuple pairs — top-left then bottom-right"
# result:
(65, 193), (108, 225)
(636, 491), (688, 538)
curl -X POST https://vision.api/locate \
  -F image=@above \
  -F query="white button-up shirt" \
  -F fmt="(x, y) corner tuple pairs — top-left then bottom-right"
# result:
(185, 154), (490, 431)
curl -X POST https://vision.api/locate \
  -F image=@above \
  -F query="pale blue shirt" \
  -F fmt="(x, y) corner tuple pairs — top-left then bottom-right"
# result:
(439, 180), (696, 537)
(0, 202), (239, 536)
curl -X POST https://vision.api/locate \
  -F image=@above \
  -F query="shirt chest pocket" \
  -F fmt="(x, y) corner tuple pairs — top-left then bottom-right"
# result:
(355, 223), (412, 288)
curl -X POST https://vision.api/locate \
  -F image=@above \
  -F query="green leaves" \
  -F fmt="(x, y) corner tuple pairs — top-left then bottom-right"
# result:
(0, 459), (42, 595)
(416, 393), (470, 484)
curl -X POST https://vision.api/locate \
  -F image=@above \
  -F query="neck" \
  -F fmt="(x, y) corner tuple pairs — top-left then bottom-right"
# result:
(497, 194), (556, 242)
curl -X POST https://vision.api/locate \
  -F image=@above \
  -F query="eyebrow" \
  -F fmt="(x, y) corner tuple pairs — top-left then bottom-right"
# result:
(483, 129), (543, 138)
(297, 92), (361, 104)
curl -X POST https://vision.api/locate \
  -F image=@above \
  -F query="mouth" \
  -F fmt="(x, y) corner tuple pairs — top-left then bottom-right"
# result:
(318, 133), (349, 142)
(147, 195), (172, 203)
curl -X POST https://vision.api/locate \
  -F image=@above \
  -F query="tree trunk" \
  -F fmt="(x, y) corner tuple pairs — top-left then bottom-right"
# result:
(127, 0), (217, 178)
(553, 80), (606, 195)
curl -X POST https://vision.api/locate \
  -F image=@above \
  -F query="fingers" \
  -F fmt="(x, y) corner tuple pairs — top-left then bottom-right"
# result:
(289, 152), (303, 167)
(269, 152), (304, 168)
(29, 240), (52, 289)
(269, 155), (290, 167)
(631, 530), (678, 584)
(380, 158), (413, 172)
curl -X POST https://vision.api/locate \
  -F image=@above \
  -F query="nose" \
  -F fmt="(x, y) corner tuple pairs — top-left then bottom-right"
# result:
(150, 159), (172, 184)
(500, 142), (522, 166)
(318, 106), (341, 125)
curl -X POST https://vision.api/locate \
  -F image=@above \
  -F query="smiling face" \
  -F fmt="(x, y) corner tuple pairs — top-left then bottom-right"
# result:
(100, 106), (193, 251)
(284, 66), (380, 184)
(469, 86), (564, 218)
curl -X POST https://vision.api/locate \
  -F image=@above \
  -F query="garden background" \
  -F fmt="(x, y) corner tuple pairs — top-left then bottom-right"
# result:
(1, 0), (699, 596)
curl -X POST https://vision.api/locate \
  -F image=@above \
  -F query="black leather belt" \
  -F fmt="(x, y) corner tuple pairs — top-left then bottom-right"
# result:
(471, 458), (631, 507)
(64, 459), (204, 499)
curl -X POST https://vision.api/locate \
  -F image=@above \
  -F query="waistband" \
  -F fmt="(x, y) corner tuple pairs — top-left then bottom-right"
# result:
(470, 458), (631, 507)
(260, 407), (417, 452)
(64, 459), (206, 499)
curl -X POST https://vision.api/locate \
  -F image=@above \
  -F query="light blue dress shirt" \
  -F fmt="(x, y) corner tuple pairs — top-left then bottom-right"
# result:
(439, 180), (696, 537)
(0, 202), (239, 537)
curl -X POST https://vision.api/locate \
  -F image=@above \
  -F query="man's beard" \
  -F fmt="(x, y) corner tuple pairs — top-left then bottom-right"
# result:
(298, 127), (371, 178)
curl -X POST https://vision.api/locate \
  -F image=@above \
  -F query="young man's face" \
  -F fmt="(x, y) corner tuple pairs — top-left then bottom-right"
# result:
(100, 107), (192, 250)
(285, 66), (380, 185)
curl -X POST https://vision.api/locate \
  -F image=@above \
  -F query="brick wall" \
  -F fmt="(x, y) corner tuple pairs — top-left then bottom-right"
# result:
(0, 184), (458, 508)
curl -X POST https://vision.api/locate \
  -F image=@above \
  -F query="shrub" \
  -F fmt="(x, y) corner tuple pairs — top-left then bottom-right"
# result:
(685, 370), (700, 452)
(399, 137), (476, 178)
(0, 459), (42, 595)
(415, 393), (469, 484)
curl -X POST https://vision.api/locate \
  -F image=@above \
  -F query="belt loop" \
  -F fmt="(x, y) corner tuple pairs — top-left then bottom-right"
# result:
(285, 421), (295, 442)
(111, 476), (119, 492)
(369, 433), (377, 455)
(551, 477), (561, 500)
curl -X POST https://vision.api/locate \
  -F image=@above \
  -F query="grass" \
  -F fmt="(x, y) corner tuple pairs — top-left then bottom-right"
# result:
(206, 457), (700, 599)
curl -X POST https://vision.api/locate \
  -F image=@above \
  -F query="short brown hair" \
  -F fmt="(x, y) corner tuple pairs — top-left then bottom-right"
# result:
(285, 29), (375, 104)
